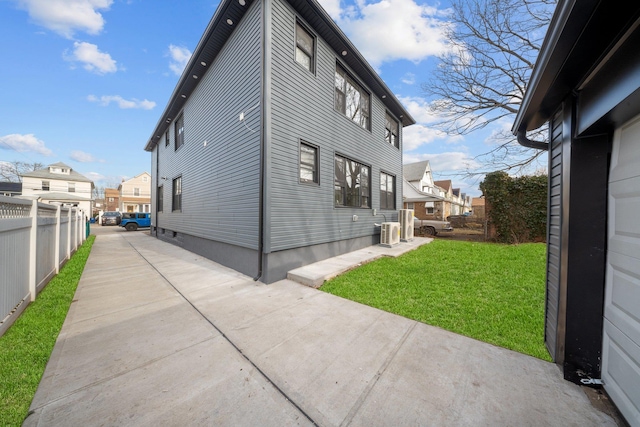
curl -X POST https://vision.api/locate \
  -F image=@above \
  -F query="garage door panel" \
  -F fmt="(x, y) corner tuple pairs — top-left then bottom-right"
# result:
(602, 321), (640, 425)
(606, 255), (640, 347)
(605, 113), (640, 426)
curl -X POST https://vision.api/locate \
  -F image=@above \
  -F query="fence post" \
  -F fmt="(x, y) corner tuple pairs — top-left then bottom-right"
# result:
(28, 199), (38, 302)
(67, 207), (71, 260)
(55, 204), (61, 274)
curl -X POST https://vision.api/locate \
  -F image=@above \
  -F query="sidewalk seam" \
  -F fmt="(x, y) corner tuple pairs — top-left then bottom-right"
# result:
(124, 235), (320, 427)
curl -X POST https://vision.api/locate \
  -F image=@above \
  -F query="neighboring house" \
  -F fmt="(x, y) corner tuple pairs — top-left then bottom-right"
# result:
(104, 188), (120, 212)
(471, 197), (485, 219)
(402, 161), (444, 220)
(513, 0), (640, 423)
(433, 180), (454, 219)
(144, 0), (414, 283)
(0, 182), (21, 196)
(118, 173), (151, 213)
(20, 162), (93, 214)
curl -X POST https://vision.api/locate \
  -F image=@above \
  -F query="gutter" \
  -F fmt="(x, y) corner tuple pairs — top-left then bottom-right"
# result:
(516, 129), (549, 151)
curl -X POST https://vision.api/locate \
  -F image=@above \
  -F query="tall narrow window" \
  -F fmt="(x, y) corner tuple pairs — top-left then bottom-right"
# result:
(295, 22), (315, 72)
(157, 186), (163, 212)
(334, 65), (370, 130)
(134, 187), (140, 196)
(175, 114), (184, 150)
(300, 142), (318, 183)
(172, 176), (182, 211)
(385, 112), (399, 148)
(380, 172), (395, 210)
(334, 154), (370, 208)
(165, 130), (169, 147)
(42, 181), (50, 191)
(68, 182), (75, 193)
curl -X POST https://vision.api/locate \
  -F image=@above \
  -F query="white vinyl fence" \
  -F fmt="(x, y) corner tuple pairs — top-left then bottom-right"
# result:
(0, 195), (88, 336)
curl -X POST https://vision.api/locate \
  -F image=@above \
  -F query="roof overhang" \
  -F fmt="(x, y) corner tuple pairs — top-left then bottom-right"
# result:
(513, 0), (640, 136)
(145, 0), (415, 152)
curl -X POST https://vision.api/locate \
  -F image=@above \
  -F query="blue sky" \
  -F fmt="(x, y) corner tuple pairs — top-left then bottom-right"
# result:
(0, 0), (513, 196)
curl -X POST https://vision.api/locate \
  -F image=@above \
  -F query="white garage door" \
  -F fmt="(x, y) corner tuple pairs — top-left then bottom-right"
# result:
(605, 113), (640, 426)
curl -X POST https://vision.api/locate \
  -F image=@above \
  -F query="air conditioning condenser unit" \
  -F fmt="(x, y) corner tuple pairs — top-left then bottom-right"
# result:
(380, 222), (401, 247)
(399, 209), (414, 242)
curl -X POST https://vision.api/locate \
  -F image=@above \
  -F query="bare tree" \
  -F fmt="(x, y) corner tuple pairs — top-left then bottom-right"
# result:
(0, 161), (44, 182)
(423, 0), (556, 176)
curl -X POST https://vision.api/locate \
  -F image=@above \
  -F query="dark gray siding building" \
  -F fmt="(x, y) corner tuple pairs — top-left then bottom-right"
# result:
(145, 0), (414, 283)
(513, 0), (640, 423)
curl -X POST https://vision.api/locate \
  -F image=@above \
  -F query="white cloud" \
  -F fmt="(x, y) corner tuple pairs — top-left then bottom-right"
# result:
(404, 151), (479, 172)
(398, 96), (462, 151)
(0, 133), (53, 156)
(87, 94), (156, 110)
(336, 0), (451, 67)
(16, 0), (113, 38)
(65, 41), (118, 74)
(70, 150), (100, 162)
(317, 0), (342, 19)
(84, 171), (106, 182)
(398, 95), (440, 124)
(168, 45), (192, 76)
(403, 125), (448, 151)
(401, 72), (416, 85)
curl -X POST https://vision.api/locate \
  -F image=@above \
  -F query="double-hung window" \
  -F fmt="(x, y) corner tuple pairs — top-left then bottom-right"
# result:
(300, 142), (318, 184)
(334, 65), (370, 130)
(68, 182), (75, 193)
(134, 187), (140, 196)
(334, 154), (370, 208)
(172, 176), (182, 211)
(385, 113), (399, 148)
(295, 23), (315, 72)
(42, 181), (50, 191)
(175, 114), (184, 150)
(380, 172), (395, 210)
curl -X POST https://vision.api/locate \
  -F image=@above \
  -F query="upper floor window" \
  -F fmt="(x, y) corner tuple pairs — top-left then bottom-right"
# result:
(42, 180), (50, 191)
(143, 176), (148, 183)
(300, 142), (318, 184)
(108, 197), (114, 202)
(335, 64), (370, 130)
(385, 112), (399, 148)
(165, 130), (169, 147)
(380, 172), (395, 210)
(334, 154), (370, 208)
(295, 22), (315, 72)
(172, 176), (182, 211)
(175, 114), (184, 150)
(68, 182), (75, 193)
(134, 187), (140, 196)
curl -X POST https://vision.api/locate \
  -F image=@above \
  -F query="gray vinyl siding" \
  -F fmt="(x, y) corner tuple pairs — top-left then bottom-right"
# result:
(266, 0), (403, 253)
(155, 0), (262, 250)
(545, 109), (563, 361)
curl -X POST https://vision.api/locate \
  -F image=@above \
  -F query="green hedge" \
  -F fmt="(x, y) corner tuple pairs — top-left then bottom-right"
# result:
(479, 171), (547, 243)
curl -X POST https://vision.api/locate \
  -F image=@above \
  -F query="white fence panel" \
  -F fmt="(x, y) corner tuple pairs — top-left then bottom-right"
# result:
(0, 196), (87, 336)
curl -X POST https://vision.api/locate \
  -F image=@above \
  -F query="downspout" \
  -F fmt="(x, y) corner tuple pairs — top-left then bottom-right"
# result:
(254, 0), (270, 281)
(516, 129), (549, 150)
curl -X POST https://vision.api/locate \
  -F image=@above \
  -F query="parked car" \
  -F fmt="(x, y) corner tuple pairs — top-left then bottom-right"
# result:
(414, 218), (453, 236)
(119, 212), (151, 231)
(101, 211), (122, 226)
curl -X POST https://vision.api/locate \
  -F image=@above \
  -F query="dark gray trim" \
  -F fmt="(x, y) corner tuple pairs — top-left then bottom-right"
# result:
(299, 140), (320, 185)
(516, 129), (548, 150)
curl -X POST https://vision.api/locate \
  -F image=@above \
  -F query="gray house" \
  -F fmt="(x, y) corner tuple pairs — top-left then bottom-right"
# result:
(513, 0), (640, 424)
(145, 0), (414, 283)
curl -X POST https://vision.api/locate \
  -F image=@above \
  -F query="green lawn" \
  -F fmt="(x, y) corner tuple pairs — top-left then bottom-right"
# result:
(321, 239), (550, 361)
(0, 236), (95, 427)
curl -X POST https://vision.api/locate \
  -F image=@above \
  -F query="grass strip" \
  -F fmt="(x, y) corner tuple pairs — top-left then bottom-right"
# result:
(321, 239), (550, 361)
(0, 235), (95, 426)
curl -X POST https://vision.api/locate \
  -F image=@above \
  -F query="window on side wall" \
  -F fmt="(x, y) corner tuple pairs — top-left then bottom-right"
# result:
(385, 112), (399, 148)
(157, 186), (163, 212)
(134, 187), (140, 196)
(68, 182), (75, 193)
(165, 130), (169, 147)
(380, 172), (395, 210)
(295, 22), (315, 73)
(175, 114), (184, 150)
(300, 141), (319, 184)
(334, 154), (370, 208)
(172, 176), (182, 211)
(334, 64), (370, 130)
(42, 181), (50, 191)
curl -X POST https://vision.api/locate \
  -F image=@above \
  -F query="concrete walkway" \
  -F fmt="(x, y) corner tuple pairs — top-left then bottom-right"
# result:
(24, 229), (618, 426)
